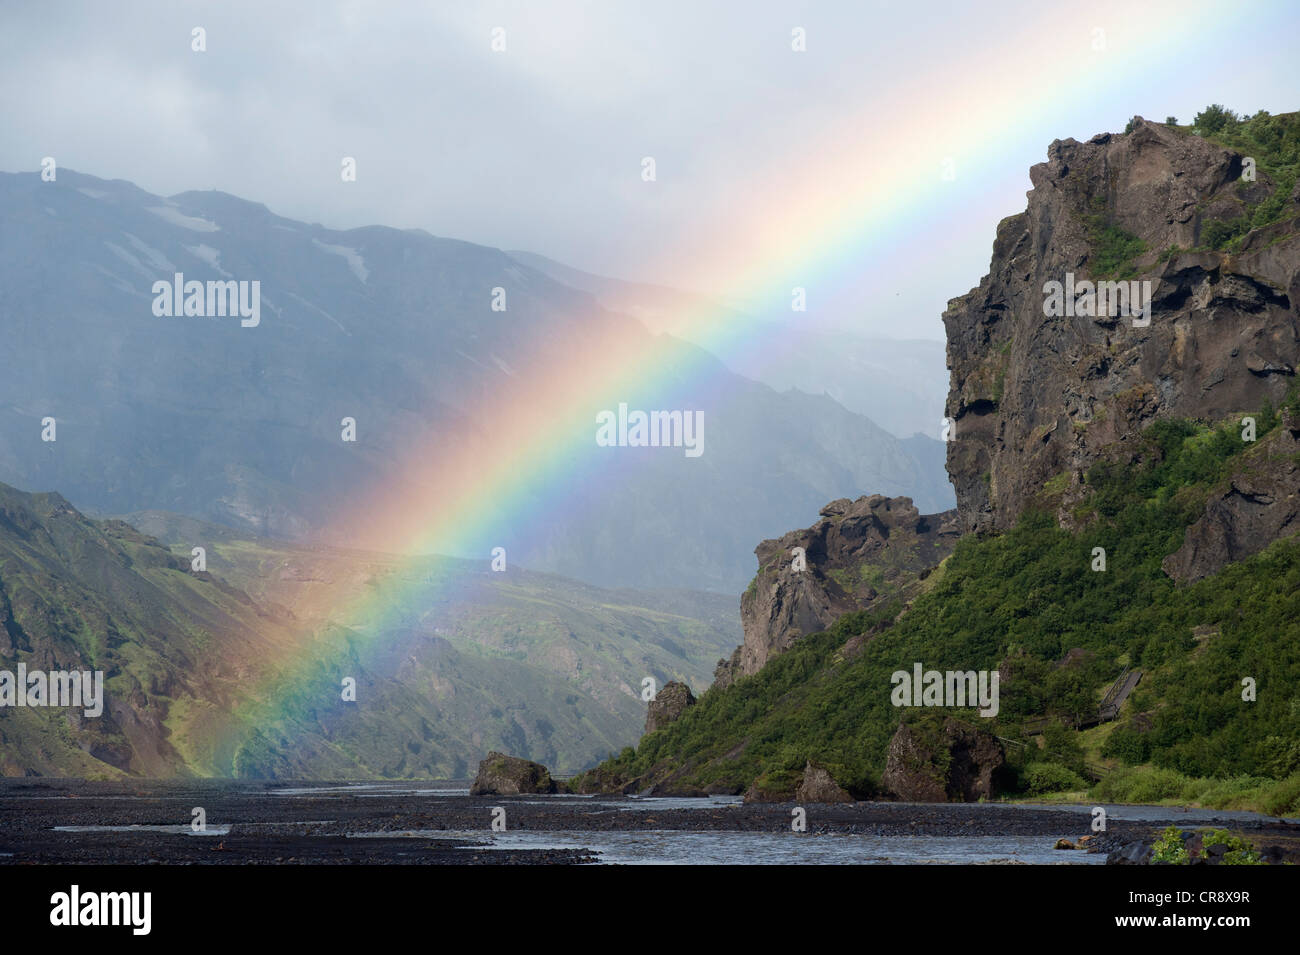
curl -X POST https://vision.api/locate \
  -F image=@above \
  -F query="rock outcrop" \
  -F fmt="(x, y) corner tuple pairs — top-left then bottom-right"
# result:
(796, 761), (854, 803)
(1163, 408), (1300, 581)
(645, 681), (696, 734)
(1104, 828), (1300, 865)
(944, 117), (1300, 540)
(577, 115), (1300, 807)
(740, 761), (854, 803)
(469, 751), (558, 795)
(570, 765), (641, 796)
(881, 718), (1006, 802)
(715, 495), (958, 688)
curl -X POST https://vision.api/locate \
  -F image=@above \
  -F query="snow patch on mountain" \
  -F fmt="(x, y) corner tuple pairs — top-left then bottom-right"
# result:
(312, 238), (369, 284)
(185, 244), (231, 277)
(103, 241), (153, 279)
(124, 233), (175, 271)
(146, 205), (220, 232)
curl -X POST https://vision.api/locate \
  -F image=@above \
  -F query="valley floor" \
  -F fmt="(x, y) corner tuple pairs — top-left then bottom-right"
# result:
(2, 780), (1295, 865)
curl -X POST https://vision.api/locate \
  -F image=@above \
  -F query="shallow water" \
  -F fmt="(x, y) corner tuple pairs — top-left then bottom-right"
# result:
(346, 827), (1105, 865)
(23, 783), (1293, 865)
(253, 784), (1296, 821)
(261, 785), (1296, 824)
(53, 824), (231, 836)
(1006, 802), (1295, 825)
(264, 784), (471, 797)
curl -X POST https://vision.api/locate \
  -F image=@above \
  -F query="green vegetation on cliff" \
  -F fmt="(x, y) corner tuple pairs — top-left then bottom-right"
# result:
(1193, 107), (1300, 248)
(577, 403), (1300, 813)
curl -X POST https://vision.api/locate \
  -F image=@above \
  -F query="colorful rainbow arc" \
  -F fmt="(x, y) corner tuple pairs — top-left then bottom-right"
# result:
(219, 0), (1220, 767)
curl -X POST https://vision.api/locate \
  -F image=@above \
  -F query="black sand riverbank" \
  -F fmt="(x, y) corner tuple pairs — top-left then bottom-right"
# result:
(1, 779), (1292, 865)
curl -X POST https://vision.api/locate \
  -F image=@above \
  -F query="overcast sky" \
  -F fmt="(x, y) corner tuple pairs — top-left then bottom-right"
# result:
(3, 0), (1298, 342)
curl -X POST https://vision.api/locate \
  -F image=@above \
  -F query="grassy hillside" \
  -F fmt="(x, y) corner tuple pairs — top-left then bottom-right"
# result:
(186, 533), (742, 776)
(121, 516), (739, 767)
(1, 486), (739, 777)
(0, 486), (304, 777)
(576, 396), (1300, 815)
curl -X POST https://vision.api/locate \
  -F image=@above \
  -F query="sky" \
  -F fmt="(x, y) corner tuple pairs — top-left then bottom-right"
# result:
(2, 0), (1298, 342)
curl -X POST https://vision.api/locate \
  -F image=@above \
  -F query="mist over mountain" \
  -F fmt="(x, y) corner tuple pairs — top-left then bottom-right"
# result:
(509, 250), (951, 440)
(0, 170), (952, 593)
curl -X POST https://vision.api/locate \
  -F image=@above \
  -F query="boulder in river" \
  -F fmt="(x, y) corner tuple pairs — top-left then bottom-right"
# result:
(469, 751), (558, 795)
(881, 717), (1005, 802)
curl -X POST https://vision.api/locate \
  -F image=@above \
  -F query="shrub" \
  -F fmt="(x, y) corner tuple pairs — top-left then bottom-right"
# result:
(1152, 826), (1265, 865)
(1199, 216), (1250, 250)
(1151, 825), (1189, 863)
(1092, 765), (1188, 803)
(1102, 724), (1151, 764)
(1255, 735), (1300, 780)
(1024, 762), (1088, 795)
(1258, 772), (1300, 817)
(1201, 829), (1264, 865)
(1087, 221), (1147, 278)
(1193, 104), (1239, 134)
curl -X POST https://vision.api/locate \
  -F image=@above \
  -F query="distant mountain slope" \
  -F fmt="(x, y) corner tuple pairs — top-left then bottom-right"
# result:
(0, 482), (738, 777)
(0, 483), (302, 776)
(123, 506), (742, 741)
(0, 170), (949, 592)
(732, 330), (949, 442)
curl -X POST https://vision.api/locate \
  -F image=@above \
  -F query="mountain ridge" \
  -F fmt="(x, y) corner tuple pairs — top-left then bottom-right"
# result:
(0, 168), (951, 592)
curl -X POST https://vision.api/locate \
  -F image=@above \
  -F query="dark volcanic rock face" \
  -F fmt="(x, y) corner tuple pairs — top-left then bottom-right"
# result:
(944, 118), (1300, 538)
(881, 719), (1006, 803)
(645, 681), (696, 734)
(714, 495), (957, 688)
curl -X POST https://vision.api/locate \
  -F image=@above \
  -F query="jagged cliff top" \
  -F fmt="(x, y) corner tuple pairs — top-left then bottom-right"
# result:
(945, 112), (1300, 538)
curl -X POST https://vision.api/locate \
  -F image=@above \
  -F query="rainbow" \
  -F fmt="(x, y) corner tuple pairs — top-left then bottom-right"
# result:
(219, 0), (1227, 769)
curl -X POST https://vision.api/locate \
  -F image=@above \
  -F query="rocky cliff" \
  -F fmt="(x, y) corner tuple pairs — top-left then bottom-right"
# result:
(714, 495), (958, 689)
(944, 116), (1300, 571)
(573, 111), (1300, 813)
